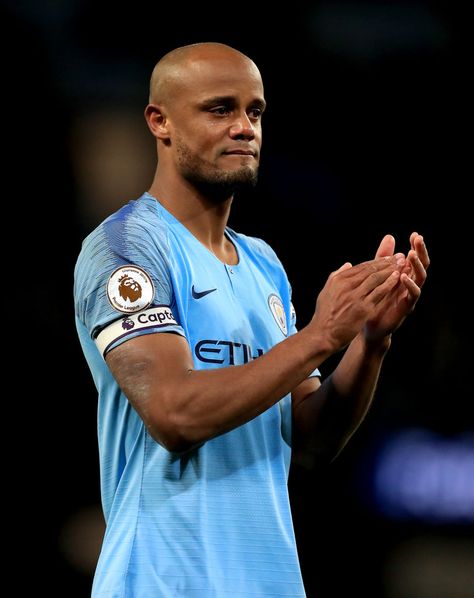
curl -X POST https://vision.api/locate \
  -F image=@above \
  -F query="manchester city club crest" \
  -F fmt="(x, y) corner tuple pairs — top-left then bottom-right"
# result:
(268, 294), (288, 336)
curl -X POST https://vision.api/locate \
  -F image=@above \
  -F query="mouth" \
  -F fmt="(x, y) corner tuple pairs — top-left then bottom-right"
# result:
(222, 149), (256, 156)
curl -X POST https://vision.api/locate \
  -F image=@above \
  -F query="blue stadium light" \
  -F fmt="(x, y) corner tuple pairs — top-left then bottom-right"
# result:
(366, 429), (474, 524)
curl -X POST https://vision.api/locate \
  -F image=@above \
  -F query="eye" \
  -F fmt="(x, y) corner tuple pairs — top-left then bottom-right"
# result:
(210, 106), (230, 116)
(249, 108), (262, 120)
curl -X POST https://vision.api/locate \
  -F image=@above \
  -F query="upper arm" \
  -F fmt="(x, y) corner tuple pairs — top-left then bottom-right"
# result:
(105, 331), (195, 450)
(74, 207), (193, 449)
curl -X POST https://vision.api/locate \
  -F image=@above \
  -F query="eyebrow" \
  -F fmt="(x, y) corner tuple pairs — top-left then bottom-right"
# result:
(198, 96), (267, 111)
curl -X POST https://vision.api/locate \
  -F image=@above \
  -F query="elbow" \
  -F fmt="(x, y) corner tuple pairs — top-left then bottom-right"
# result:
(146, 420), (199, 454)
(146, 402), (204, 455)
(292, 436), (349, 470)
(155, 427), (203, 455)
(292, 446), (334, 471)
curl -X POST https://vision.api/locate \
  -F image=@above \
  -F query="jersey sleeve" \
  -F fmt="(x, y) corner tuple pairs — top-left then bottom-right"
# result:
(74, 206), (185, 358)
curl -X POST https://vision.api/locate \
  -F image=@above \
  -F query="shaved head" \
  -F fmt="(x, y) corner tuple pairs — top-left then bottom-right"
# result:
(145, 42), (265, 202)
(149, 43), (259, 105)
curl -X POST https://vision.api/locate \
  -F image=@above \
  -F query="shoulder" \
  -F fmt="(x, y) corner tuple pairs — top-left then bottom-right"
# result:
(74, 194), (172, 305)
(80, 194), (170, 259)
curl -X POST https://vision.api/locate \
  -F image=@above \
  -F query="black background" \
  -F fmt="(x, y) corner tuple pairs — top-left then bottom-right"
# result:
(4, 2), (471, 596)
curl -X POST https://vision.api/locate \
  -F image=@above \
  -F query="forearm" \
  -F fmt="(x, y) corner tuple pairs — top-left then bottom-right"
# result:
(293, 333), (391, 463)
(165, 328), (331, 448)
(111, 327), (334, 452)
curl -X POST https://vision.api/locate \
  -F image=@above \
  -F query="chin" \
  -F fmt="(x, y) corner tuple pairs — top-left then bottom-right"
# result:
(189, 169), (258, 202)
(223, 165), (258, 183)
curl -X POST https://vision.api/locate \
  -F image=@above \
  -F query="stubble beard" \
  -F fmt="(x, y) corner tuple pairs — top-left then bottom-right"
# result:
(176, 138), (259, 203)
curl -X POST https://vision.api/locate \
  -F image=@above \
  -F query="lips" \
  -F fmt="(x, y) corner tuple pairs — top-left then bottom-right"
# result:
(223, 149), (256, 156)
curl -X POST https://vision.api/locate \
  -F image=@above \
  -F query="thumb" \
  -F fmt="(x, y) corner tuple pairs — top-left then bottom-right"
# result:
(375, 234), (395, 258)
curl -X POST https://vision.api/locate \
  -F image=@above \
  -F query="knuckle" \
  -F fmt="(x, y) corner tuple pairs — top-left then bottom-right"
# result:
(369, 262), (379, 273)
(370, 271), (383, 283)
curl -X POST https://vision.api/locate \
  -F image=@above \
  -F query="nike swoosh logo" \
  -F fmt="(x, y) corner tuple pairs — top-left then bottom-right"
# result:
(191, 285), (217, 300)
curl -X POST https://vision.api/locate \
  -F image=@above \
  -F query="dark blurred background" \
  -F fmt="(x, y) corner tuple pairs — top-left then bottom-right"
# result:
(4, 1), (472, 596)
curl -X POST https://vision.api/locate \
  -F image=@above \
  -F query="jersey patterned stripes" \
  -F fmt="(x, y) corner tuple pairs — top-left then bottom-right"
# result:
(74, 193), (317, 597)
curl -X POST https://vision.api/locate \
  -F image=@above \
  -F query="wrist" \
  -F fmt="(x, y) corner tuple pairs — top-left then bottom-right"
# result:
(360, 332), (392, 356)
(299, 324), (337, 362)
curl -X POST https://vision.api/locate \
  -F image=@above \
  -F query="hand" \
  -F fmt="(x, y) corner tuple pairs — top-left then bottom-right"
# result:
(310, 255), (403, 354)
(364, 233), (430, 342)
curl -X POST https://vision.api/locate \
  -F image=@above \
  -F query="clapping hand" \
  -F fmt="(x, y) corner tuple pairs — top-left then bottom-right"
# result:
(364, 233), (430, 343)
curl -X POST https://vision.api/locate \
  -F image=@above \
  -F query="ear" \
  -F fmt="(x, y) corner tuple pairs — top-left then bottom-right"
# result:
(144, 103), (170, 140)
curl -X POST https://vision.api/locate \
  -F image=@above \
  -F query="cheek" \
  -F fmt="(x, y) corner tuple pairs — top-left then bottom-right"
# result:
(179, 126), (218, 152)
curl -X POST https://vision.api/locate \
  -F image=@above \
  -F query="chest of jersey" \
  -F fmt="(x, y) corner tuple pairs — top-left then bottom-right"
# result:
(167, 234), (288, 370)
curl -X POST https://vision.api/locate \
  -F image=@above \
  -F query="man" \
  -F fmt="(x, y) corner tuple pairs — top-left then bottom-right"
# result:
(74, 42), (429, 597)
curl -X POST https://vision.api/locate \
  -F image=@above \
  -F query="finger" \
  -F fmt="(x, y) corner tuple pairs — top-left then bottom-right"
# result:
(410, 231), (418, 249)
(400, 272), (421, 311)
(337, 262), (353, 272)
(413, 234), (430, 271)
(409, 232), (429, 267)
(328, 262), (352, 281)
(366, 269), (401, 306)
(341, 255), (404, 281)
(375, 234), (395, 258)
(358, 259), (405, 296)
(407, 249), (427, 287)
(336, 256), (404, 296)
(331, 258), (386, 284)
(367, 279), (408, 321)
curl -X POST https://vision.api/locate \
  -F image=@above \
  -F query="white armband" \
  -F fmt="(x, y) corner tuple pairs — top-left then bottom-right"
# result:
(95, 306), (178, 357)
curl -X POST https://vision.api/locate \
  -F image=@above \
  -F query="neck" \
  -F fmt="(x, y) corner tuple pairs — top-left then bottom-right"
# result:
(148, 167), (236, 261)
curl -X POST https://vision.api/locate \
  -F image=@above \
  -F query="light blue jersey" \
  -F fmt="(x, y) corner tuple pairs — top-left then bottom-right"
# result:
(74, 192), (318, 597)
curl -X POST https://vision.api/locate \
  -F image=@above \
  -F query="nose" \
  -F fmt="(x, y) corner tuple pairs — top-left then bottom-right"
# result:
(229, 111), (255, 140)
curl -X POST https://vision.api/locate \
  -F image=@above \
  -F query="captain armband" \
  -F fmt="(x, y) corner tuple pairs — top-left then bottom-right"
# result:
(95, 306), (178, 357)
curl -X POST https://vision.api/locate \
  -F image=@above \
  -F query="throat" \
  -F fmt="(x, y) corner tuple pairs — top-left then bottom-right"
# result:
(209, 235), (239, 266)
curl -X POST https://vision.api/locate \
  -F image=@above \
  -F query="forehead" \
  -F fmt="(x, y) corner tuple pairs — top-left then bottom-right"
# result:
(176, 53), (264, 104)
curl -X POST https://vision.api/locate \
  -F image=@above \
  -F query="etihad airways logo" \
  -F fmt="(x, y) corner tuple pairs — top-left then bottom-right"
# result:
(195, 339), (263, 365)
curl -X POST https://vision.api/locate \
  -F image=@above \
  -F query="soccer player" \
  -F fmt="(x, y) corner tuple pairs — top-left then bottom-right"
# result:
(74, 42), (429, 597)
